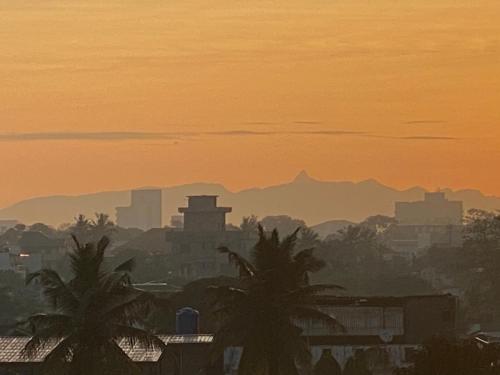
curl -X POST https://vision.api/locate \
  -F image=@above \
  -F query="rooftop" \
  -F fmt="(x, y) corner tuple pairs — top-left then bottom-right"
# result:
(0, 334), (214, 363)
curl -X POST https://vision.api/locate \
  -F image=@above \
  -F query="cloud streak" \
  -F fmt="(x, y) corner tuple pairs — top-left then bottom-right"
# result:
(404, 120), (447, 125)
(0, 130), (457, 142)
(0, 130), (366, 142)
(0, 132), (184, 142)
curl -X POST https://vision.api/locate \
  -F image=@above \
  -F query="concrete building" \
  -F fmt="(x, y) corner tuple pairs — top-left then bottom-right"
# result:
(170, 215), (184, 229)
(166, 196), (256, 279)
(395, 192), (463, 226)
(388, 192), (464, 255)
(116, 189), (162, 231)
(179, 196), (231, 232)
(224, 294), (458, 375)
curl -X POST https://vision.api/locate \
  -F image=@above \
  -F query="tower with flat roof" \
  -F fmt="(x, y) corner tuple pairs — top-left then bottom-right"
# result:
(178, 196), (231, 232)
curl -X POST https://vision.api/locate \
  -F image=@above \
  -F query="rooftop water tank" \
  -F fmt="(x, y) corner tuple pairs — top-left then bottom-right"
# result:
(176, 307), (200, 334)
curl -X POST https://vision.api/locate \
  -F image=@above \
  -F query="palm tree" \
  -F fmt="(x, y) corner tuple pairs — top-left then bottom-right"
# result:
(21, 235), (164, 375)
(69, 214), (91, 243)
(210, 225), (344, 375)
(90, 212), (116, 241)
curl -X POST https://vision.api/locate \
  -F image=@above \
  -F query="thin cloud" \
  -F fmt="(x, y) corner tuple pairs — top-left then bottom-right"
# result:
(208, 130), (271, 136)
(0, 132), (185, 142)
(242, 121), (278, 126)
(0, 130), (367, 142)
(404, 120), (447, 125)
(399, 136), (458, 141)
(294, 121), (322, 125)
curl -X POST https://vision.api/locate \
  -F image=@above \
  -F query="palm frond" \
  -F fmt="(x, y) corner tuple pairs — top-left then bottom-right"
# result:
(40, 335), (76, 375)
(218, 246), (256, 278)
(101, 288), (157, 323)
(26, 270), (78, 312)
(114, 257), (136, 273)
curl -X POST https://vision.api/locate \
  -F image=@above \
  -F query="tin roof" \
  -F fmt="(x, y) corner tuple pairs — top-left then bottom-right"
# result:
(0, 334), (214, 364)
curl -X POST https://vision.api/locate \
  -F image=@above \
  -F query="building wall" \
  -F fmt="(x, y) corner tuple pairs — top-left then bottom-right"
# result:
(117, 189), (162, 230)
(395, 192), (463, 226)
(224, 345), (418, 375)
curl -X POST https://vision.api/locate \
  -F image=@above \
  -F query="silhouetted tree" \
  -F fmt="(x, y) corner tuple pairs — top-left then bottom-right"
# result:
(21, 236), (164, 375)
(400, 336), (500, 375)
(297, 227), (321, 251)
(69, 214), (91, 243)
(90, 213), (116, 241)
(260, 215), (306, 237)
(210, 226), (343, 375)
(240, 215), (259, 233)
(29, 223), (57, 238)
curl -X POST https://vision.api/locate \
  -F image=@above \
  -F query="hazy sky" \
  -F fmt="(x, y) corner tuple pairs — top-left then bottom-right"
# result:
(1, 0), (499, 208)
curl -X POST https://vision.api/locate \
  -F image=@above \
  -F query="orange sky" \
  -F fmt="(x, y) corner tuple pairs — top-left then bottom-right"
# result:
(1, 0), (500, 209)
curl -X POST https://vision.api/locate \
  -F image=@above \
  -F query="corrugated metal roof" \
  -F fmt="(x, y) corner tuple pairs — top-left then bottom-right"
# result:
(0, 337), (56, 363)
(159, 334), (214, 345)
(0, 334), (214, 364)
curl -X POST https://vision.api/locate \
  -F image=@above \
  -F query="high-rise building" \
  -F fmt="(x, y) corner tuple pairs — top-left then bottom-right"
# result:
(116, 189), (162, 231)
(388, 192), (464, 255)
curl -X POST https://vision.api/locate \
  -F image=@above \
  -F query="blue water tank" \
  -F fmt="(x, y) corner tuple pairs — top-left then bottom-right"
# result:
(176, 307), (200, 334)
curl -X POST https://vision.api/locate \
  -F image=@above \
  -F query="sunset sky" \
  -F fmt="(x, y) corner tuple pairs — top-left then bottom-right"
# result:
(1, 0), (499, 209)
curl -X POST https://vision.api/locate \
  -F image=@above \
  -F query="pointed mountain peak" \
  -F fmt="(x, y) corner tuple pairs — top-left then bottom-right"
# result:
(293, 170), (315, 183)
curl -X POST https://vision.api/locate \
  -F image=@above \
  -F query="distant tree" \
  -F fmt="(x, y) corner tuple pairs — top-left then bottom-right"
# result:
(260, 215), (306, 236)
(210, 226), (343, 375)
(14, 223), (27, 232)
(360, 215), (397, 234)
(297, 227), (321, 250)
(325, 225), (383, 264)
(21, 236), (164, 375)
(0, 271), (42, 334)
(240, 215), (259, 233)
(464, 209), (500, 245)
(69, 214), (91, 243)
(90, 213), (116, 241)
(29, 223), (57, 238)
(400, 336), (500, 375)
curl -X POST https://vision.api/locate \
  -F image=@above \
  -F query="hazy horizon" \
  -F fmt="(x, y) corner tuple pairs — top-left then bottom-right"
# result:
(2, 0), (500, 208)
(1, 170), (499, 211)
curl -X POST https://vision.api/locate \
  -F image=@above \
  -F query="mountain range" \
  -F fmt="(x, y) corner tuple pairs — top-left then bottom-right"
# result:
(1, 171), (499, 227)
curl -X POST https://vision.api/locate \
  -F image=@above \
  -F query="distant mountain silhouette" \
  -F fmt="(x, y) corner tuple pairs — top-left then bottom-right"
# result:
(0, 172), (499, 227)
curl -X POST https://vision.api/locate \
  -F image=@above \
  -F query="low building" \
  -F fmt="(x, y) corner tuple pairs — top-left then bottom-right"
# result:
(117, 189), (162, 231)
(224, 294), (458, 375)
(0, 334), (219, 375)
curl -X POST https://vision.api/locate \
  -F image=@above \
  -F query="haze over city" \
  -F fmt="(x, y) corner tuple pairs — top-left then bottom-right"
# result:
(2, 1), (500, 375)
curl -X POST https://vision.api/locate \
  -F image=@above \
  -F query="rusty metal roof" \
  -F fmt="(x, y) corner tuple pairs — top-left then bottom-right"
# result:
(0, 334), (214, 364)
